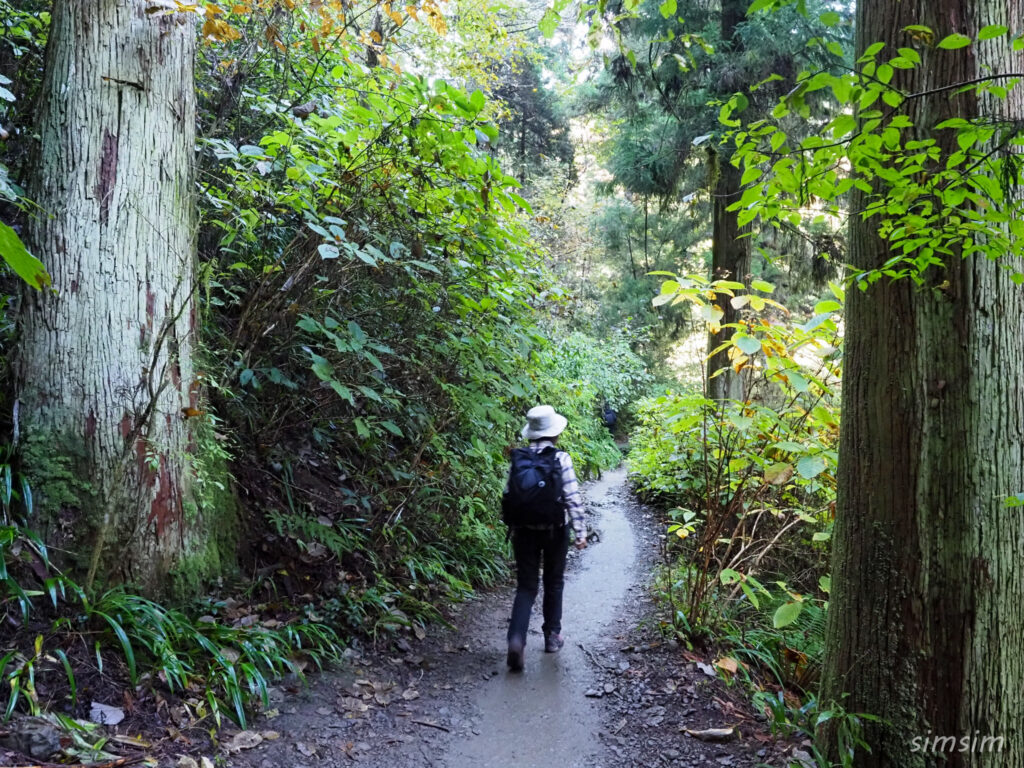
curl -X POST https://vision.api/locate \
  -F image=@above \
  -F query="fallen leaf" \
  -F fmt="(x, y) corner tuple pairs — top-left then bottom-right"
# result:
(112, 734), (151, 747)
(715, 657), (739, 675)
(296, 742), (317, 757)
(696, 662), (717, 677)
(401, 688), (420, 701)
(339, 696), (370, 713)
(89, 702), (125, 726)
(261, 731), (280, 741)
(176, 758), (199, 768)
(225, 730), (263, 752)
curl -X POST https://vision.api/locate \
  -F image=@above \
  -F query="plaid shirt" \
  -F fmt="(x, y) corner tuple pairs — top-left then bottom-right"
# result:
(527, 439), (587, 542)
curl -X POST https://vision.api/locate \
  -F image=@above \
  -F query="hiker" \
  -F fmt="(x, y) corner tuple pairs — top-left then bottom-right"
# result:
(502, 405), (588, 672)
(602, 402), (617, 433)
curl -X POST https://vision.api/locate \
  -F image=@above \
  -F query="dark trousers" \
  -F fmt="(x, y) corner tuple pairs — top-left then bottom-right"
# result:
(507, 525), (569, 643)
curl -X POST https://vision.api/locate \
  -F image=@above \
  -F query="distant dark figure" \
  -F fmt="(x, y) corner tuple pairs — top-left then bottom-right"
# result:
(603, 404), (617, 432)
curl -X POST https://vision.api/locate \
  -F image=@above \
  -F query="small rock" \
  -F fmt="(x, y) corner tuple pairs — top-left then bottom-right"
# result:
(683, 727), (736, 742)
(0, 716), (62, 760)
(791, 748), (815, 767)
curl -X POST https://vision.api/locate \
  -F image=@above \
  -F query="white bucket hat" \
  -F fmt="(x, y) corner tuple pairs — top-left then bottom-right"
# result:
(521, 405), (568, 440)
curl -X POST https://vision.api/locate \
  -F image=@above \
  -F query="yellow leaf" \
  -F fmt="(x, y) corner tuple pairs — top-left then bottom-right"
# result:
(715, 657), (738, 675)
(764, 462), (794, 486)
(405, 4), (419, 19)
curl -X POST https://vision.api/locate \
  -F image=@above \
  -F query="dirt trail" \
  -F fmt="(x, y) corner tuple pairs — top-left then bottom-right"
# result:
(231, 466), (778, 768)
(441, 468), (633, 768)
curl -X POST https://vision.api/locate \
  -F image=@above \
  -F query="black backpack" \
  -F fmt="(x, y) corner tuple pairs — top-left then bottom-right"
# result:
(501, 446), (565, 527)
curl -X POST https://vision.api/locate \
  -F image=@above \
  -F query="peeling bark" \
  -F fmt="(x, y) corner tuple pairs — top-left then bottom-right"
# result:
(823, 1), (1024, 766)
(16, 2), (199, 590)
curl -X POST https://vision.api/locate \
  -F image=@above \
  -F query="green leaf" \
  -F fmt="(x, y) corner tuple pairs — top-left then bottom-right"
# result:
(796, 455), (827, 479)
(729, 414), (753, 431)
(818, 10), (839, 26)
(937, 33), (972, 50)
(0, 223), (50, 289)
(94, 610), (137, 684)
(720, 568), (741, 584)
(896, 47), (920, 64)
(860, 41), (885, 60)
(734, 334), (762, 355)
(978, 25), (1008, 41)
(750, 278), (774, 293)
(773, 601), (803, 629)
(659, 0), (676, 18)
(740, 582), (760, 609)
(330, 381), (354, 404)
(538, 7), (560, 37)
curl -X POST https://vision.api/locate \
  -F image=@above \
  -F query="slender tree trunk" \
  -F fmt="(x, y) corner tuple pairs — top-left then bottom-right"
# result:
(16, 2), (201, 591)
(823, 2), (1024, 765)
(625, 228), (637, 280)
(706, 0), (750, 402)
(519, 115), (527, 185)
(707, 142), (750, 401)
(643, 196), (650, 273)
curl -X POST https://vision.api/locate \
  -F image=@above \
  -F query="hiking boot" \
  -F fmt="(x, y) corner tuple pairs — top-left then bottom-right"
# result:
(544, 632), (564, 653)
(506, 637), (525, 672)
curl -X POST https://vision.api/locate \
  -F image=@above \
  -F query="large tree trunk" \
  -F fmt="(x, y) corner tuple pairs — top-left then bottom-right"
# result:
(706, 0), (750, 402)
(822, 1), (1024, 765)
(16, 2), (201, 591)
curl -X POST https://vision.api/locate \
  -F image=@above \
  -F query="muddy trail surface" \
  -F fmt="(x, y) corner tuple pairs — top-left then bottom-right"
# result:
(231, 467), (794, 768)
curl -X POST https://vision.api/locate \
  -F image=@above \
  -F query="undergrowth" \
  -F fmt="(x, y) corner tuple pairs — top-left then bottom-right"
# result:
(2, 511), (341, 730)
(630, 277), (846, 760)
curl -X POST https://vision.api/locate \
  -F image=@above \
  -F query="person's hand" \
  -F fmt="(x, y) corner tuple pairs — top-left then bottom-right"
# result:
(575, 538), (588, 550)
